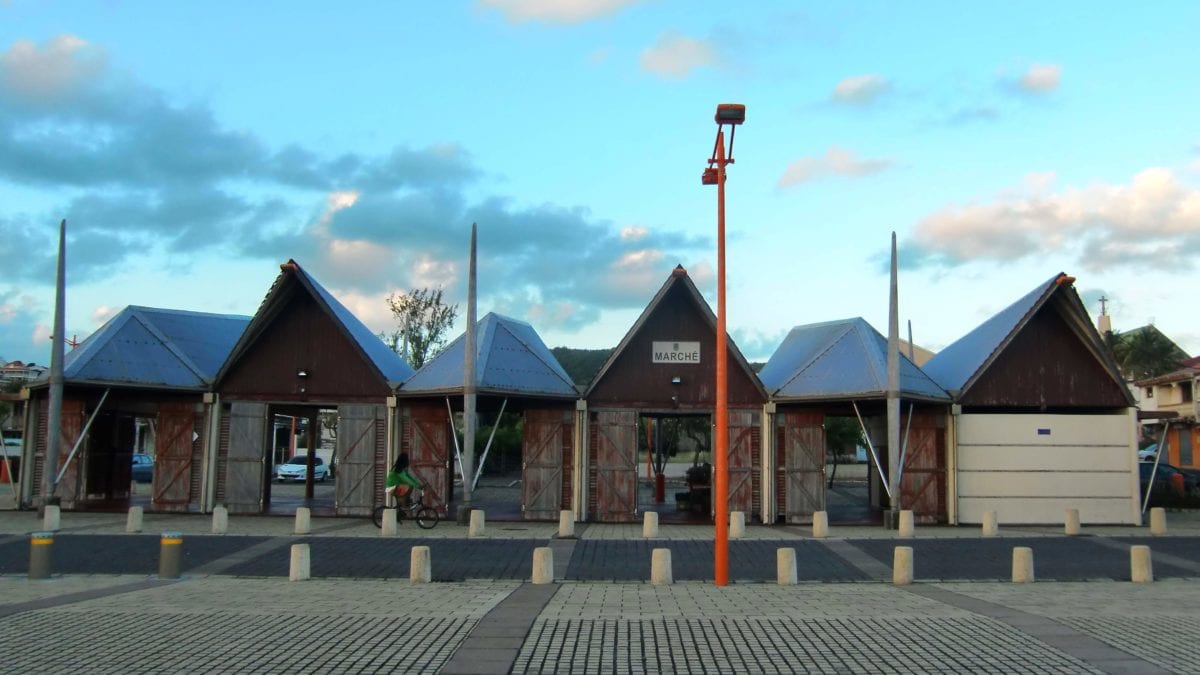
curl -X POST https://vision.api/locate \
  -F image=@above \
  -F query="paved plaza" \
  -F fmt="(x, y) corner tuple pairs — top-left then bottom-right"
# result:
(2, 510), (1199, 673)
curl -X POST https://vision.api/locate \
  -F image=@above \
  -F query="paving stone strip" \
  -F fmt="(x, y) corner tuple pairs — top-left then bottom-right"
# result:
(1088, 535), (1200, 575)
(0, 578), (175, 618)
(188, 536), (296, 575)
(904, 585), (1169, 675)
(819, 538), (892, 579)
(439, 582), (561, 675)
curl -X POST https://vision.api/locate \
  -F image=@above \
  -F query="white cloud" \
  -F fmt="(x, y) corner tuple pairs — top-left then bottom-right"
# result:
(1016, 63), (1061, 94)
(0, 34), (105, 101)
(909, 168), (1200, 271)
(778, 146), (893, 188)
(90, 305), (118, 326)
(639, 32), (716, 80)
(478, 0), (646, 24)
(620, 226), (648, 241)
(832, 74), (889, 105)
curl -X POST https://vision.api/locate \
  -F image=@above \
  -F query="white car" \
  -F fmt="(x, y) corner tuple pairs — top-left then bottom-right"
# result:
(1138, 444), (1159, 462)
(274, 456), (329, 482)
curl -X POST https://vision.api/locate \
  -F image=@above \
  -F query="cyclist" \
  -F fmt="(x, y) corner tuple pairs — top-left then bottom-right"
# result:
(386, 453), (421, 506)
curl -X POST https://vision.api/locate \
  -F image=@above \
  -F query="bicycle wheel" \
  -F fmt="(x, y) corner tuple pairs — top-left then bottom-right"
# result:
(372, 505), (385, 528)
(414, 506), (439, 529)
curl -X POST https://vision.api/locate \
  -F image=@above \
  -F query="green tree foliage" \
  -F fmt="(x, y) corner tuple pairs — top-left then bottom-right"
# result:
(550, 347), (613, 386)
(1108, 326), (1189, 380)
(383, 288), (460, 369)
(825, 417), (865, 460)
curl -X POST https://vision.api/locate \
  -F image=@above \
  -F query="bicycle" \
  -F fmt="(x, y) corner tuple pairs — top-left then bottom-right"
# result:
(372, 486), (439, 529)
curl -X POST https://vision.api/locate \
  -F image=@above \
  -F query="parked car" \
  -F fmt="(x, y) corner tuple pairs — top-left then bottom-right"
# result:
(1137, 443), (1158, 462)
(1139, 461), (1199, 505)
(131, 453), (154, 483)
(274, 456), (329, 482)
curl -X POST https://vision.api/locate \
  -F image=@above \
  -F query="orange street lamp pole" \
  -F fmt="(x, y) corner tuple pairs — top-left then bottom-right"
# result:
(703, 103), (745, 587)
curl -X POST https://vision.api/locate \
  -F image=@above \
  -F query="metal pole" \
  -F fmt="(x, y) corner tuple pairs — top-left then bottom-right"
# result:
(43, 219), (67, 507)
(1142, 420), (1170, 515)
(472, 397), (507, 492)
(445, 397), (464, 482)
(852, 401), (891, 499)
(462, 223), (478, 506)
(714, 129), (729, 586)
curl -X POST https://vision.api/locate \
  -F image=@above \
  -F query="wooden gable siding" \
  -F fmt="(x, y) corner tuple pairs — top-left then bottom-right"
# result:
(961, 302), (1128, 409)
(587, 283), (763, 408)
(220, 288), (389, 402)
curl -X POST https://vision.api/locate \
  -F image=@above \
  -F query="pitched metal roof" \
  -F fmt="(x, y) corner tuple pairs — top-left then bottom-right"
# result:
(922, 272), (1133, 406)
(219, 260), (414, 386)
(289, 262), (414, 384)
(56, 306), (249, 389)
(758, 317), (949, 402)
(584, 265), (768, 400)
(921, 275), (1058, 395)
(398, 312), (577, 398)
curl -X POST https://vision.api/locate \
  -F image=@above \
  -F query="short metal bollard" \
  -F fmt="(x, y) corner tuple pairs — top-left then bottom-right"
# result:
(159, 532), (183, 579)
(29, 532), (54, 579)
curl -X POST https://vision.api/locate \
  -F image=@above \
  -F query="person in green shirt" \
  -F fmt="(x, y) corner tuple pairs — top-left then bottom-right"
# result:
(386, 452), (422, 505)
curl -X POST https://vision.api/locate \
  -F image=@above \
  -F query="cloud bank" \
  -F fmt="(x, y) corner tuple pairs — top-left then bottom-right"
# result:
(478, 0), (646, 24)
(640, 32), (717, 80)
(778, 146), (893, 188)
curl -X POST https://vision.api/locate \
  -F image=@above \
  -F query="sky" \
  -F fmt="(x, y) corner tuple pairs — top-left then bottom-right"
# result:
(2, 1), (1198, 368)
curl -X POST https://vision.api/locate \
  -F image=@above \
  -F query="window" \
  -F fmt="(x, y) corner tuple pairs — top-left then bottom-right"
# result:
(1145, 387), (1154, 398)
(1183, 383), (1194, 403)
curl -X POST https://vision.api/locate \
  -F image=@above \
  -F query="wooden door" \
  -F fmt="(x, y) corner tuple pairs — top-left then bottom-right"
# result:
(899, 413), (947, 523)
(727, 410), (758, 516)
(782, 411), (823, 524)
(402, 404), (450, 513)
(591, 410), (637, 522)
(224, 402), (267, 513)
(523, 409), (569, 520)
(50, 399), (85, 509)
(335, 404), (384, 516)
(153, 403), (195, 510)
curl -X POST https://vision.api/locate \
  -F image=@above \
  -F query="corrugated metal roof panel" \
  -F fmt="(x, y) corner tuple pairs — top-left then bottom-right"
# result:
(400, 313), (576, 397)
(922, 275), (1057, 393)
(761, 317), (949, 401)
(63, 306), (249, 388)
(294, 265), (415, 384)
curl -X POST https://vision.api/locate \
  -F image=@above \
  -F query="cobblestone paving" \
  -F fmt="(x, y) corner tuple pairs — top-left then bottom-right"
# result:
(515, 584), (1102, 674)
(0, 534), (272, 576)
(567, 540), (868, 582)
(938, 580), (1200, 675)
(222, 537), (547, 580)
(1, 578), (517, 674)
(849, 536), (1197, 581)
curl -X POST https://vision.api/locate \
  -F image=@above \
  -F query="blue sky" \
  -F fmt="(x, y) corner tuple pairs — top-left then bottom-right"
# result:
(2, 0), (1198, 367)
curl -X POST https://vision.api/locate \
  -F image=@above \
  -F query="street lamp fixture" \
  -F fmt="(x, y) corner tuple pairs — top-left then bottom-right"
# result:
(702, 102), (744, 587)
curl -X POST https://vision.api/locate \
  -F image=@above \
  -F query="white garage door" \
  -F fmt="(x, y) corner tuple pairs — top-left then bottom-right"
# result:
(956, 412), (1139, 525)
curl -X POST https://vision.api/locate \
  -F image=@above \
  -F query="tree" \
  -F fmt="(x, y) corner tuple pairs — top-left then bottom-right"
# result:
(1108, 326), (1188, 380)
(825, 417), (865, 460)
(384, 288), (459, 368)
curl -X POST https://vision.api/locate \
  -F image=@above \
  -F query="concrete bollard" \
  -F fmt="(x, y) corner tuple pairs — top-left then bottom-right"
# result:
(643, 511), (659, 538)
(1012, 546), (1034, 583)
(1130, 545), (1153, 583)
(893, 546), (914, 585)
(532, 547), (554, 584)
(29, 532), (54, 579)
(898, 510), (914, 538)
(651, 548), (673, 585)
(812, 511), (829, 539)
(211, 506), (228, 534)
(410, 545), (431, 584)
(130, 479), (137, 497)
(981, 510), (998, 537)
(289, 544), (311, 581)
(1149, 507), (1167, 536)
(558, 510), (575, 538)
(469, 510), (486, 537)
(729, 511), (745, 539)
(126, 506), (144, 533)
(381, 508), (398, 536)
(159, 532), (183, 579)
(1064, 509), (1080, 536)
(43, 504), (60, 532)
(777, 547), (798, 585)
(294, 507), (311, 535)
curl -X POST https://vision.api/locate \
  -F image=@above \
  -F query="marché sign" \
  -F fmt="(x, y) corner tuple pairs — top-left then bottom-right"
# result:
(652, 341), (701, 364)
